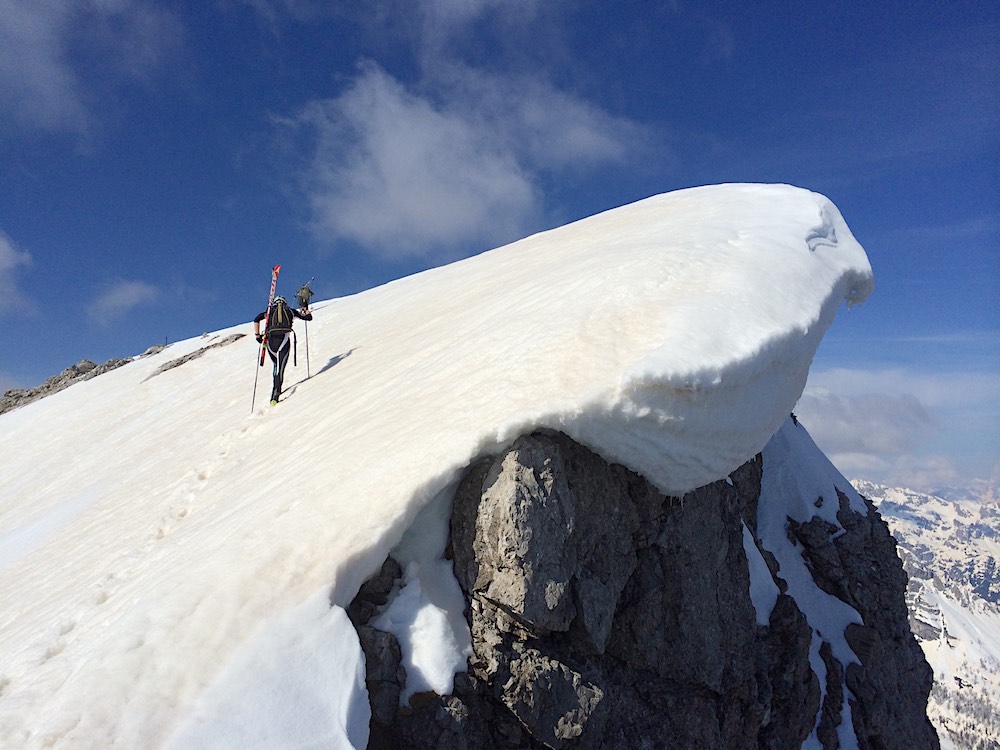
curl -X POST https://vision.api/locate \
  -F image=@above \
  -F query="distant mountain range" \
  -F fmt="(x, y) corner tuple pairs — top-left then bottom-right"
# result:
(853, 480), (1000, 750)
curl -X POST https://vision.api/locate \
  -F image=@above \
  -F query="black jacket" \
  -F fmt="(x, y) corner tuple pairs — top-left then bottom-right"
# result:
(255, 302), (312, 338)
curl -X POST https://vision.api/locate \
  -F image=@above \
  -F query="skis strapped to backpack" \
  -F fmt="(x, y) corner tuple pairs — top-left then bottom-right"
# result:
(259, 264), (281, 366)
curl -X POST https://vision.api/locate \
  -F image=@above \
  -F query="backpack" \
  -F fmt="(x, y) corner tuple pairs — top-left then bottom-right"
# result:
(266, 299), (293, 334)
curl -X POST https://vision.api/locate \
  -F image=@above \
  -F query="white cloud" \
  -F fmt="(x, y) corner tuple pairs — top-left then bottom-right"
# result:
(0, 0), (183, 139)
(822, 451), (964, 495)
(414, 0), (545, 58)
(0, 230), (33, 315)
(796, 388), (934, 456)
(237, 0), (337, 25)
(289, 60), (649, 260)
(434, 63), (648, 172)
(805, 367), (1000, 411)
(293, 63), (539, 260)
(265, 0), (649, 261)
(880, 455), (964, 493)
(88, 280), (159, 326)
(420, 0), (527, 25)
(884, 213), (1000, 245)
(0, 0), (85, 134)
(797, 367), (1000, 493)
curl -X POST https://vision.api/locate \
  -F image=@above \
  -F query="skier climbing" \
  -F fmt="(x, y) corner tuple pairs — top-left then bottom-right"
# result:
(254, 295), (312, 404)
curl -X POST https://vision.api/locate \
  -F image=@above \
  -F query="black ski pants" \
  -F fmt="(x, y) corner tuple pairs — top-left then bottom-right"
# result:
(265, 332), (292, 401)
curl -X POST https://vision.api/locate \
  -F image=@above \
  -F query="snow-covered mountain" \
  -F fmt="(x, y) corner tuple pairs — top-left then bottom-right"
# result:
(1, 183), (923, 750)
(854, 480), (1000, 750)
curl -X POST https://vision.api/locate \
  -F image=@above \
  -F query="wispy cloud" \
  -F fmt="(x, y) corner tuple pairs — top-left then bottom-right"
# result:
(846, 331), (1000, 347)
(237, 0), (342, 24)
(88, 280), (160, 326)
(0, 0), (183, 140)
(289, 63), (540, 261)
(796, 389), (935, 456)
(413, 0), (546, 61)
(0, 0), (86, 135)
(0, 230), (33, 315)
(805, 367), (1000, 411)
(797, 367), (1000, 491)
(882, 213), (1000, 245)
(431, 63), (648, 173)
(274, 1), (651, 261)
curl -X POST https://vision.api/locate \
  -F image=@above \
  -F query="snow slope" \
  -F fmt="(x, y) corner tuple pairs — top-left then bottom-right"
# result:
(0, 184), (873, 748)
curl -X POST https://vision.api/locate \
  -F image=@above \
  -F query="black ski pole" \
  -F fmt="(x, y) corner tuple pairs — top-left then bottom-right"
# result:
(251, 333), (267, 411)
(251, 357), (260, 412)
(303, 320), (310, 378)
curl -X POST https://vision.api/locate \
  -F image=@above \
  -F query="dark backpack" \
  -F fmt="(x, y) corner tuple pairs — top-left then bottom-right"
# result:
(266, 300), (293, 334)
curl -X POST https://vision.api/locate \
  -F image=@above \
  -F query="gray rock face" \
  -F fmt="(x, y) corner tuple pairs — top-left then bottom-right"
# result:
(348, 556), (405, 736)
(461, 434), (644, 654)
(142, 333), (245, 381)
(1, 334), (252, 416)
(790, 492), (937, 750)
(1, 357), (132, 415)
(350, 430), (938, 750)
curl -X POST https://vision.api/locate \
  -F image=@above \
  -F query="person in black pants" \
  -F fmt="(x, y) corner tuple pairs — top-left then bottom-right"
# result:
(254, 296), (312, 404)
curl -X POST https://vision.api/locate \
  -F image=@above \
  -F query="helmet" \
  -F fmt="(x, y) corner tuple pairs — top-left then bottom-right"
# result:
(274, 295), (287, 305)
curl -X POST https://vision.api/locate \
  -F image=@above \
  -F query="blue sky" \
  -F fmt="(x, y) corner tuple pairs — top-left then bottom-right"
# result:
(1, 0), (997, 493)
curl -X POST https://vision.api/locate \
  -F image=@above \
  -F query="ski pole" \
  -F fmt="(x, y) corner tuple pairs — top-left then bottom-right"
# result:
(251, 349), (261, 412)
(304, 319), (311, 378)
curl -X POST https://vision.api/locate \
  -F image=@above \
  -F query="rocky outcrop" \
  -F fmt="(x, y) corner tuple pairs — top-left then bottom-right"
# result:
(349, 430), (938, 750)
(1, 334), (248, 416)
(789, 492), (937, 749)
(1, 357), (132, 415)
(142, 333), (244, 381)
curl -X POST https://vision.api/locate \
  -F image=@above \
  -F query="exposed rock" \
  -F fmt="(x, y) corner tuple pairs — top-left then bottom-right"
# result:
(140, 344), (168, 358)
(1, 357), (133, 415)
(468, 433), (644, 653)
(142, 333), (245, 381)
(349, 430), (938, 750)
(346, 556), (402, 627)
(755, 593), (820, 749)
(500, 647), (606, 749)
(356, 625), (404, 729)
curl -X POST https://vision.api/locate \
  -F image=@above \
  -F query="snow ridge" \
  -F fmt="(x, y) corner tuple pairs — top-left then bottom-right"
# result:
(0, 184), (872, 749)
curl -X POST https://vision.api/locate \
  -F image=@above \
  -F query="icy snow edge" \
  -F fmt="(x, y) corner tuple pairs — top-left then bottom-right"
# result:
(503, 183), (873, 495)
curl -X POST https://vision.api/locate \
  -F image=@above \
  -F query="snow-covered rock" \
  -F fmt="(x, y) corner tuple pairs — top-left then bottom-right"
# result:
(0, 184), (883, 749)
(352, 426), (937, 750)
(0, 357), (132, 415)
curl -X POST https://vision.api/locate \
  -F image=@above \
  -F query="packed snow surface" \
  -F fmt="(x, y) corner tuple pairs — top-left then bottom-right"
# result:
(0, 184), (873, 748)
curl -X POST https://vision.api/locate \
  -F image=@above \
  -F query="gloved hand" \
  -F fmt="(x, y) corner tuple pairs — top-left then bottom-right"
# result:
(255, 334), (263, 343)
